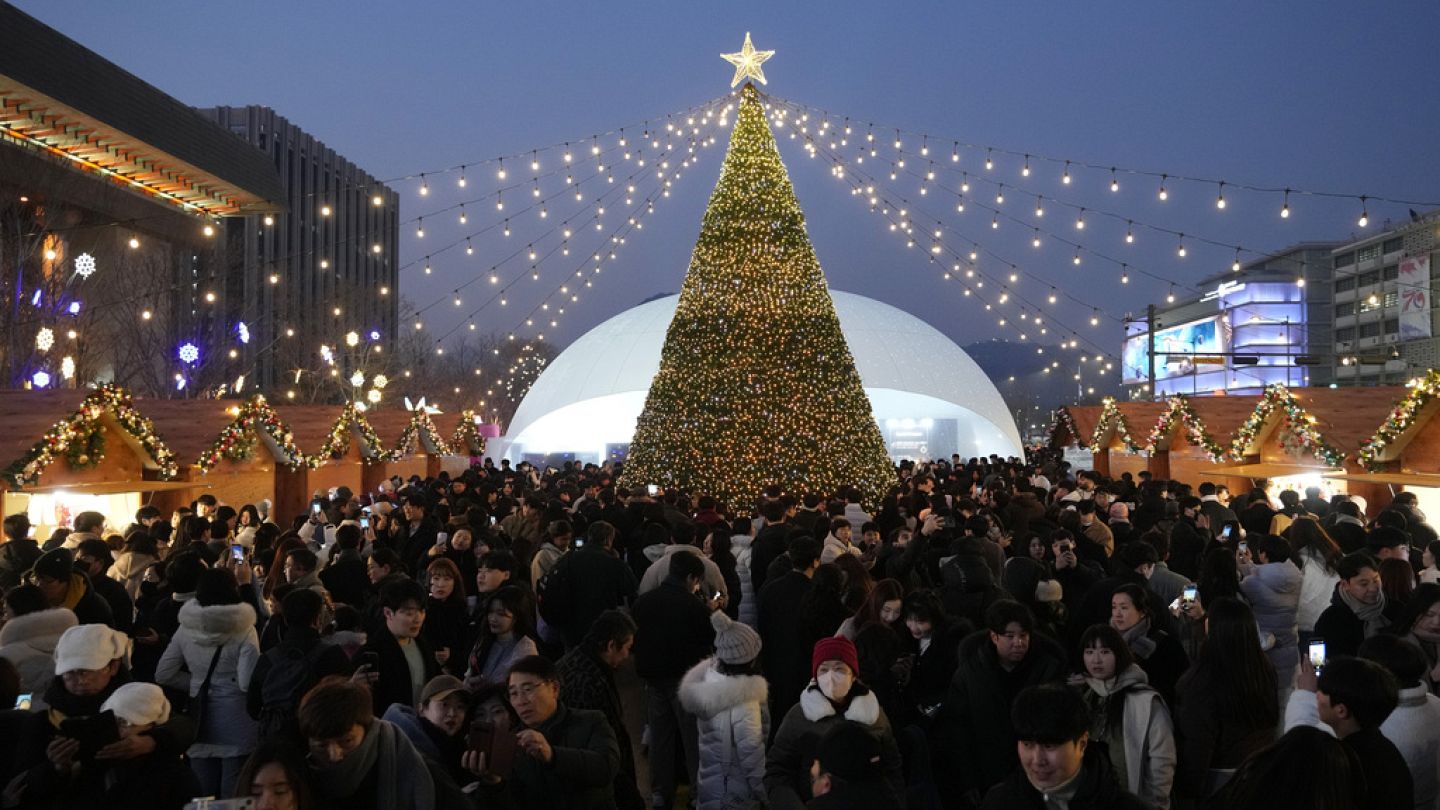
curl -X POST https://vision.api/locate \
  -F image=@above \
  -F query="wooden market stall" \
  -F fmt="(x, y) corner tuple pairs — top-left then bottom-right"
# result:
(0, 385), (187, 537)
(1050, 405), (1104, 473)
(1090, 398), (1168, 481)
(1330, 371), (1440, 517)
(1215, 384), (1402, 513)
(270, 403), (378, 522)
(367, 408), (466, 482)
(433, 409), (485, 476)
(1141, 394), (1259, 495)
(140, 395), (308, 517)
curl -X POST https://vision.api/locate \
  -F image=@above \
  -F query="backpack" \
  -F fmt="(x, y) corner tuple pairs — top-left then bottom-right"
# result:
(257, 641), (328, 741)
(535, 553), (574, 627)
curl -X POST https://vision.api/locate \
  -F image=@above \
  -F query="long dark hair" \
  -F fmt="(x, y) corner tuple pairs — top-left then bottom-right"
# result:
(1398, 582), (1440, 636)
(472, 585), (537, 667)
(852, 579), (905, 633)
(1287, 517), (1341, 573)
(1183, 597), (1278, 728)
(1210, 726), (1362, 810)
(708, 526), (738, 581)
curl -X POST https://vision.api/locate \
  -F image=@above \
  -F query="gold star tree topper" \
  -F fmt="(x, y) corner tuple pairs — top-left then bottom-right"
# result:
(721, 32), (775, 88)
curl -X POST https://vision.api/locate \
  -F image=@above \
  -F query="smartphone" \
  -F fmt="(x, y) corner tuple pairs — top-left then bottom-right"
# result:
(357, 651), (380, 673)
(1221, 524), (1233, 539)
(646, 484), (659, 496)
(311, 503), (322, 515)
(467, 721), (518, 779)
(230, 544), (245, 563)
(573, 538), (584, 549)
(59, 711), (120, 761)
(360, 517), (370, 530)
(14, 693), (31, 711)
(713, 590), (723, 601)
(1182, 584), (1198, 604)
(436, 532), (448, 547)
(1238, 541), (1248, 555)
(1309, 639), (1327, 673)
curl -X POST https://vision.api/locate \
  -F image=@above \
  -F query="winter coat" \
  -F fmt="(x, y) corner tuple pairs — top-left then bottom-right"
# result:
(632, 578), (715, 683)
(638, 545), (729, 602)
(155, 600), (261, 758)
(107, 551), (158, 601)
(843, 503), (872, 537)
(1173, 665), (1276, 799)
(731, 535), (758, 628)
(1080, 664), (1176, 810)
(938, 549), (1007, 629)
(678, 658), (770, 810)
(548, 545), (640, 647)
(58, 572), (114, 628)
(359, 624), (441, 715)
(979, 747), (1150, 810)
(764, 683), (903, 810)
(0, 538), (41, 591)
(1294, 547), (1339, 632)
(531, 541), (566, 585)
(0, 607), (76, 708)
(938, 629), (1067, 794)
(558, 645), (644, 810)
(758, 570), (814, 718)
(90, 571), (135, 634)
(1240, 561), (1302, 688)
(1314, 582), (1404, 660)
(820, 533), (859, 565)
(506, 704), (621, 810)
(750, 523), (790, 592)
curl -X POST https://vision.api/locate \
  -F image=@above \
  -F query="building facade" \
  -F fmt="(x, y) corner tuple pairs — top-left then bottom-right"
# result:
(197, 106), (398, 390)
(1122, 243), (1338, 398)
(1330, 211), (1440, 386)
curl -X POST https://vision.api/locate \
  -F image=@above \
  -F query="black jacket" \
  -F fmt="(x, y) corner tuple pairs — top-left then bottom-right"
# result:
(938, 629), (1067, 794)
(751, 522), (791, 592)
(1313, 584), (1404, 659)
(549, 545), (639, 648)
(1343, 726), (1414, 810)
(1329, 521), (1369, 555)
(89, 571), (134, 634)
(399, 516), (442, 576)
(504, 704), (621, 810)
(979, 747), (1149, 810)
(247, 625), (353, 733)
(807, 778), (903, 810)
(320, 550), (372, 608)
(631, 579), (714, 683)
(0, 538), (40, 591)
(358, 625), (440, 715)
(1168, 517), (1208, 580)
(66, 572), (116, 628)
(557, 646), (644, 810)
(759, 569), (814, 718)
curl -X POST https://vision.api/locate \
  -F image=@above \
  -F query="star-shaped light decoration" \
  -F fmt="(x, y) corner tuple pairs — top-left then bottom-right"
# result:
(74, 253), (97, 279)
(721, 32), (775, 88)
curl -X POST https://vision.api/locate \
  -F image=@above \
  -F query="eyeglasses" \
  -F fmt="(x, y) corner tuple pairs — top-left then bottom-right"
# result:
(507, 681), (548, 701)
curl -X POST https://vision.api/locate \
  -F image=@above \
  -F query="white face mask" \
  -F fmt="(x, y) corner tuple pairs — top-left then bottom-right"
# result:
(816, 670), (853, 701)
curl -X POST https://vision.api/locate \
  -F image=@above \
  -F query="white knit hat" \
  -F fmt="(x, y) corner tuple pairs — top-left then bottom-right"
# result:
(101, 682), (170, 726)
(54, 624), (130, 675)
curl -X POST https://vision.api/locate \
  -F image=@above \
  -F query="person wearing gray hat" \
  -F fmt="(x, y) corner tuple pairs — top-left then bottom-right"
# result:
(678, 610), (768, 810)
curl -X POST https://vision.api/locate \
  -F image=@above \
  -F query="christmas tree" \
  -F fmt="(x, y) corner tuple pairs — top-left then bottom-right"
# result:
(620, 81), (895, 507)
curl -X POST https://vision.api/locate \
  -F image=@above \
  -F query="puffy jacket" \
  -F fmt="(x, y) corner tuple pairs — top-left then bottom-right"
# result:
(107, 552), (158, 601)
(1294, 547), (1339, 633)
(0, 607), (77, 707)
(730, 535), (757, 628)
(764, 682), (903, 810)
(155, 600), (261, 758)
(1080, 664), (1176, 809)
(1241, 560), (1302, 688)
(678, 658), (769, 810)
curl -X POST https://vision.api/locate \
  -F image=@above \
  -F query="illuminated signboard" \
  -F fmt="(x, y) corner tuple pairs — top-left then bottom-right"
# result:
(1122, 315), (1230, 384)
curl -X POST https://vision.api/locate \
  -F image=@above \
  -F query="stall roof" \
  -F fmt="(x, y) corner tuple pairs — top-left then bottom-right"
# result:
(0, 389), (97, 468)
(1097, 400), (1168, 449)
(270, 404), (350, 454)
(1183, 396), (1262, 445)
(137, 398), (250, 466)
(366, 409), (418, 453)
(1211, 462), (1342, 478)
(1289, 387), (1407, 454)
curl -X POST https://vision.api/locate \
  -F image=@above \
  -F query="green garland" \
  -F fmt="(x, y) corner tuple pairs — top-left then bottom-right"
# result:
(392, 409), (455, 457)
(195, 395), (306, 473)
(1228, 384), (1345, 467)
(1146, 396), (1227, 461)
(1051, 407), (1082, 448)
(1090, 397), (1143, 453)
(1, 384), (178, 487)
(452, 409), (488, 456)
(307, 403), (393, 466)
(1357, 369), (1440, 471)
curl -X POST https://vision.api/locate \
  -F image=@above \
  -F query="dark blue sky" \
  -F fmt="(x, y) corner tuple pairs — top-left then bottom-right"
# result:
(18, 0), (1440, 366)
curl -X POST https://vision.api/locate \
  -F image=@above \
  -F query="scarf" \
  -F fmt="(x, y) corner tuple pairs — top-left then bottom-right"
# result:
(1339, 586), (1390, 636)
(60, 573), (88, 611)
(1118, 616), (1157, 659)
(311, 719), (433, 810)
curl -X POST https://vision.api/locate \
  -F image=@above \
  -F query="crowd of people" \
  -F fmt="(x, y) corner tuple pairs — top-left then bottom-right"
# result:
(0, 451), (1437, 810)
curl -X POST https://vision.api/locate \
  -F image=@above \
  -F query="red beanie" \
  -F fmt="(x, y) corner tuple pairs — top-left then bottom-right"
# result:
(812, 636), (859, 679)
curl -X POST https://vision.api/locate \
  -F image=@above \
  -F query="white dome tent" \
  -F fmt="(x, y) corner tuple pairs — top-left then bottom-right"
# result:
(498, 290), (1023, 465)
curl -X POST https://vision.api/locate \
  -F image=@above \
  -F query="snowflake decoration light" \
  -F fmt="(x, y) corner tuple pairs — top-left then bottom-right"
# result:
(349, 371), (365, 387)
(36, 327), (54, 353)
(366, 388), (382, 404)
(237, 322), (251, 344)
(74, 253), (97, 279)
(373, 374), (389, 390)
(178, 342), (200, 365)
(31, 371), (50, 388)
(60, 356), (75, 380)
(345, 331), (360, 348)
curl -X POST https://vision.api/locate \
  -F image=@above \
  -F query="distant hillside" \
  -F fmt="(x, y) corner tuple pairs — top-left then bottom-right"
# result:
(962, 339), (1122, 437)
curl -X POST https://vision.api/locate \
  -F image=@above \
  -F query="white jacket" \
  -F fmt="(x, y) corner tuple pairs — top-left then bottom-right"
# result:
(156, 600), (261, 758)
(1084, 664), (1177, 809)
(1286, 686), (1440, 810)
(638, 545), (728, 601)
(820, 533), (860, 565)
(730, 535), (757, 629)
(678, 658), (769, 810)
(0, 608), (77, 707)
(1296, 547), (1340, 633)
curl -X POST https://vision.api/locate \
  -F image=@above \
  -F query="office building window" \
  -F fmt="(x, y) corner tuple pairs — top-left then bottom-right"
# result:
(1359, 270), (1380, 287)
(1336, 326), (1356, 342)
(1358, 244), (1382, 263)
(1383, 237), (1404, 254)
(1384, 264), (1398, 281)
(1359, 322), (1381, 338)
(1334, 252), (1355, 268)
(1384, 319), (1399, 334)
(1335, 302), (1355, 317)
(1336, 277), (1357, 292)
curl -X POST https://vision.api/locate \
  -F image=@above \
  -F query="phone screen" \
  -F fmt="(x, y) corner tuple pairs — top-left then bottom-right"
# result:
(1238, 541), (1248, 554)
(1182, 585), (1198, 603)
(230, 544), (245, 563)
(1221, 524), (1233, 539)
(360, 517), (369, 529)
(311, 503), (322, 515)
(1309, 640), (1327, 670)
(14, 693), (31, 711)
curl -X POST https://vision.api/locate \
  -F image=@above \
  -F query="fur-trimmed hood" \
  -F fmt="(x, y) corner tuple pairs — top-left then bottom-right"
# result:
(0, 607), (77, 649)
(799, 680), (880, 725)
(678, 658), (768, 719)
(178, 600), (257, 645)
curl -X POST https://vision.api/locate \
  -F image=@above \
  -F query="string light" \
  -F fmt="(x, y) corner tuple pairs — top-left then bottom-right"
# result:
(1215, 181), (1226, 209)
(1109, 168), (1119, 192)
(1280, 188), (1291, 219)
(1177, 237), (1187, 258)
(1062, 161), (1071, 184)
(1358, 196), (1369, 227)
